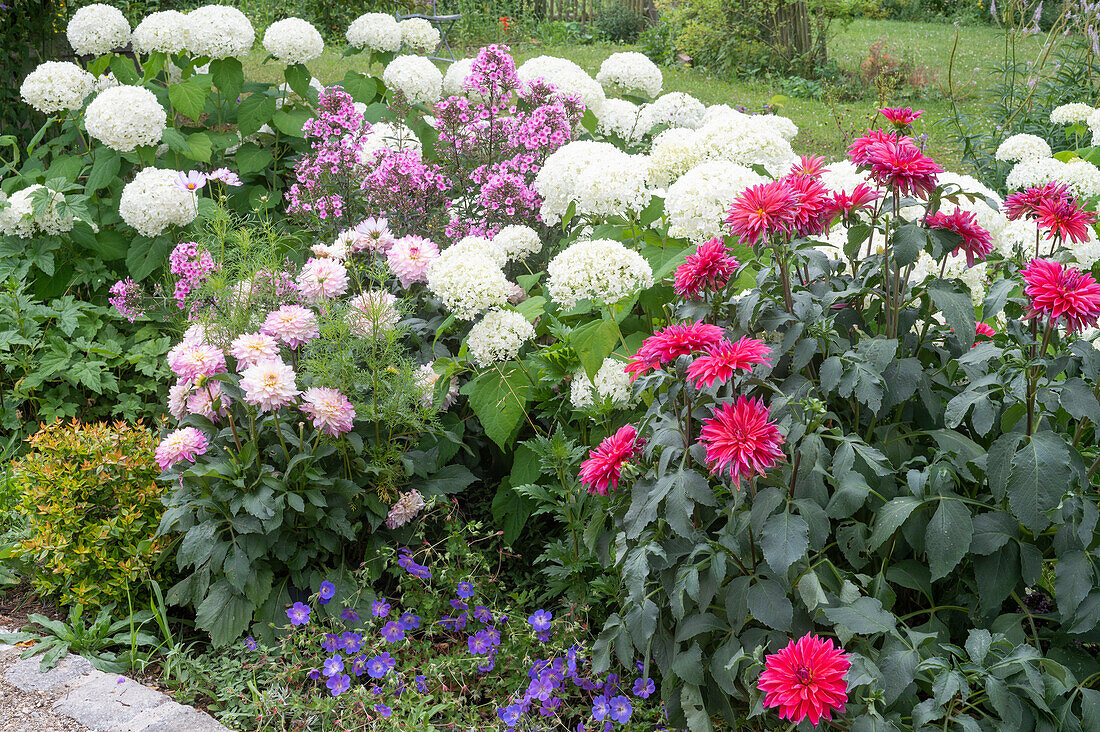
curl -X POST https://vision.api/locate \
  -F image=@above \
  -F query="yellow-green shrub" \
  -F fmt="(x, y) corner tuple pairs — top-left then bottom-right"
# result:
(12, 420), (169, 610)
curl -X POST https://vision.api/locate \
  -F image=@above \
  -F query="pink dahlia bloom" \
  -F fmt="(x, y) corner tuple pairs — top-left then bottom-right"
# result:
(262, 305), (319, 349)
(757, 634), (851, 726)
(387, 235), (439, 288)
(686, 336), (771, 388)
(168, 380), (192, 420)
(879, 106), (923, 127)
(862, 137), (941, 199)
(1004, 182), (1070, 222)
(725, 181), (799, 246)
(300, 387), (356, 436)
(167, 342), (227, 382)
(975, 322), (996, 339)
(822, 184), (881, 228)
(240, 358), (301, 412)
(624, 322), (726, 379)
(579, 425), (644, 496)
(673, 237), (739, 300)
(1035, 194), (1096, 245)
(187, 381), (229, 422)
(790, 154), (827, 178)
(698, 396), (785, 487)
(782, 172), (831, 238)
(297, 257), (350, 304)
(847, 129), (900, 167)
(230, 332), (281, 368)
(1021, 257), (1100, 333)
(924, 209), (993, 267)
(155, 427), (208, 472)
(353, 217), (396, 253)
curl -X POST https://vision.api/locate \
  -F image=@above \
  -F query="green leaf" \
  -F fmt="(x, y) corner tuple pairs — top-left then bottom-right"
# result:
(823, 596), (896, 635)
(108, 56), (140, 85)
(237, 93), (277, 138)
(223, 545), (251, 593)
(459, 365), (532, 448)
(126, 236), (171, 281)
(761, 510), (809, 573)
(1055, 550), (1092, 619)
(284, 63), (312, 100)
(211, 57), (244, 102)
(868, 497), (923, 551)
(924, 497), (972, 581)
(570, 318), (621, 380)
(747, 579), (792, 631)
(671, 642), (704, 685)
(341, 71), (378, 104)
(86, 149), (121, 192)
(891, 222), (925, 266)
(1007, 431), (1075, 534)
(168, 74), (212, 121)
(235, 143), (273, 175)
(272, 109), (311, 137)
(491, 480), (533, 545)
(194, 580), (254, 648)
(928, 279), (976, 350)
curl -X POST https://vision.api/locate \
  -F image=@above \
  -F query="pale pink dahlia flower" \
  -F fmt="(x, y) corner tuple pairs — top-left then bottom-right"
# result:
(240, 358), (300, 412)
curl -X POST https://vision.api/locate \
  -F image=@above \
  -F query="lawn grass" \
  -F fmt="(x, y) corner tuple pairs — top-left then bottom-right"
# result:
(244, 19), (1057, 170)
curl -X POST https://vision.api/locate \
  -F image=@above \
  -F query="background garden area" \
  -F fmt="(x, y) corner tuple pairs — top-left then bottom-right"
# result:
(1, 0), (1100, 730)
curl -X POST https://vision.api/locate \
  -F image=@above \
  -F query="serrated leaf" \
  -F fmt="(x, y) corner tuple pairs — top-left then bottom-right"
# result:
(868, 497), (923, 551)
(747, 579), (792, 631)
(570, 317), (621, 380)
(237, 93), (276, 138)
(761, 510), (809, 573)
(1007, 431), (1074, 534)
(925, 497), (971, 581)
(928, 279), (976, 350)
(168, 74), (212, 121)
(823, 596), (896, 635)
(459, 365), (532, 449)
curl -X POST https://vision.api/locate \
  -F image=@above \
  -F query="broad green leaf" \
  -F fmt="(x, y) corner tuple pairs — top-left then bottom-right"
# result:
(194, 580), (254, 647)
(761, 510), (809, 573)
(108, 55), (140, 85)
(823, 596), (896, 635)
(924, 497), (971, 581)
(272, 109), (311, 137)
(890, 222), (925, 266)
(747, 579), (792, 631)
(126, 236), (171, 281)
(459, 364), (532, 448)
(168, 73), (212, 121)
(570, 317), (622, 381)
(868, 497), (923, 551)
(1055, 550), (1092, 619)
(284, 63), (312, 100)
(235, 143), (273, 175)
(86, 149), (121, 192)
(928, 279), (975, 350)
(341, 71), (378, 103)
(1007, 431), (1074, 535)
(237, 93), (276, 138)
(211, 57), (244, 102)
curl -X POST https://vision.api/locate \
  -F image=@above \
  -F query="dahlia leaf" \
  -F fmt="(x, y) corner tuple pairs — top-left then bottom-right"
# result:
(747, 579), (792, 631)
(1055, 549), (1092, 620)
(928, 279), (976, 350)
(890, 222), (925, 266)
(761, 510), (809, 573)
(823, 595), (896, 635)
(1006, 431), (1075, 535)
(868, 496), (923, 551)
(925, 496), (971, 581)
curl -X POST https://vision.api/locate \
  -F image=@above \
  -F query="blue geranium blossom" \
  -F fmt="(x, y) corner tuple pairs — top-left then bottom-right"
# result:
(319, 581), (336, 605)
(374, 704), (392, 718)
(592, 694), (610, 721)
(398, 611), (421, 630)
(286, 602), (311, 626)
(528, 609), (553, 632)
(497, 704), (522, 727)
(326, 673), (350, 696)
(381, 621), (406, 642)
(322, 655), (344, 678)
(633, 677), (655, 698)
(415, 674), (428, 692)
(371, 599), (391, 617)
(320, 633), (340, 653)
(456, 581), (475, 598)
(341, 632), (364, 653)
(609, 695), (632, 723)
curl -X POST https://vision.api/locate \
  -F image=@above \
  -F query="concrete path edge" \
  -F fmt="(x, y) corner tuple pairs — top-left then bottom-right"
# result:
(0, 626), (230, 732)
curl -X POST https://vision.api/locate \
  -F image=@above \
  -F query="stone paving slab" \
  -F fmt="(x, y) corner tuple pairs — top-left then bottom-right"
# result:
(0, 626), (230, 732)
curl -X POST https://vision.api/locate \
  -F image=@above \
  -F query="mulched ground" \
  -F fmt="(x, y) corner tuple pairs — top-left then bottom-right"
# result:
(0, 582), (64, 631)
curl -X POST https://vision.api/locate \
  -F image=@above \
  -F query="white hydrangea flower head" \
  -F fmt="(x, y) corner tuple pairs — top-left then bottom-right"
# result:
(132, 10), (189, 54)
(1089, 108), (1100, 144)
(493, 225), (542, 261)
(937, 170), (1007, 243)
(443, 58), (476, 96)
(1005, 157), (1069, 191)
(534, 141), (654, 225)
(447, 236), (508, 266)
(692, 115), (797, 174)
(596, 98), (647, 143)
(67, 3), (130, 56)
(640, 92), (706, 131)
(356, 121), (423, 163)
(1062, 158), (1100, 199)
(263, 18), (324, 64)
(85, 86), (167, 152)
(399, 18), (440, 55)
(666, 161), (766, 244)
(820, 160), (872, 196)
(0, 185), (74, 238)
(347, 13), (403, 53)
(995, 134), (1052, 163)
(184, 6), (255, 59)
(92, 72), (121, 94)
(119, 168), (199, 237)
(383, 56), (443, 105)
(1051, 103), (1094, 125)
(20, 61), (95, 114)
(910, 251), (988, 305)
(427, 249), (512, 319)
(547, 238), (654, 309)
(1072, 227), (1100, 269)
(647, 127), (703, 188)
(596, 51), (663, 98)
(570, 356), (634, 410)
(995, 217), (1039, 259)
(517, 56), (606, 114)
(466, 309), (535, 367)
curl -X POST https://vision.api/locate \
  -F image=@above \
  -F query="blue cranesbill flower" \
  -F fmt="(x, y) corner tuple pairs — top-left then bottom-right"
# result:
(287, 602), (311, 626)
(341, 608), (360, 622)
(367, 652), (396, 679)
(321, 633), (339, 653)
(322, 655), (344, 678)
(374, 704), (392, 718)
(350, 655), (368, 677)
(633, 677), (655, 698)
(592, 694), (610, 721)
(609, 695), (632, 723)
(528, 609), (552, 632)
(243, 637), (257, 651)
(399, 611), (421, 630)
(319, 580), (336, 605)
(372, 599), (391, 617)
(415, 674), (428, 692)
(473, 605), (493, 623)
(468, 631), (492, 655)
(341, 632), (364, 653)
(456, 581), (475, 598)
(326, 673), (350, 696)
(381, 621), (406, 642)
(497, 704), (521, 726)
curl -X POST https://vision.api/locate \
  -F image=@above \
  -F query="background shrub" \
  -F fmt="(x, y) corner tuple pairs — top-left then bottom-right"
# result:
(11, 420), (171, 610)
(594, 0), (646, 42)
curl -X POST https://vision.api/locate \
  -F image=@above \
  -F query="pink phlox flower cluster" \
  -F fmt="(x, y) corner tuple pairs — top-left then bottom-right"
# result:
(302, 86), (366, 146)
(169, 241), (217, 308)
(109, 278), (145, 322)
(359, 149), (451, 235)
(464, 44), (521, 98)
